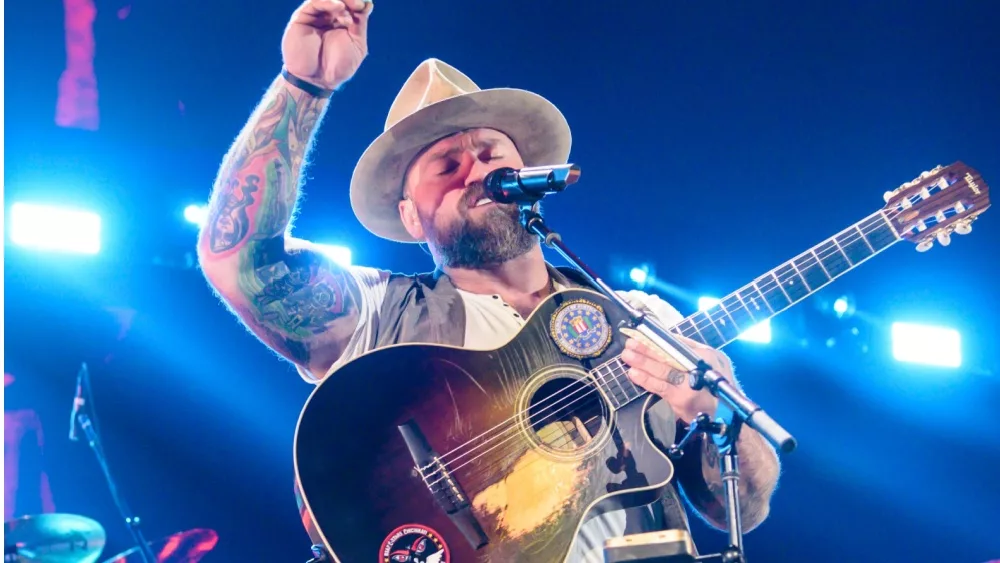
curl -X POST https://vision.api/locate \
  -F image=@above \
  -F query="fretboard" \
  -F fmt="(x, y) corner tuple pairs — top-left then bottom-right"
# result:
(589, 210), (902, 410)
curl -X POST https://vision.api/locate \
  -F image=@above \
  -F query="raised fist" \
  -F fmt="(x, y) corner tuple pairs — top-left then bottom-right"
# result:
(282, 0), (373, 90)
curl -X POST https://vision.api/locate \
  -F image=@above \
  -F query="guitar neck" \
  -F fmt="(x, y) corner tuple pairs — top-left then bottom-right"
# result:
(670, 209), (901, 348)
(592, 209), (903, 408)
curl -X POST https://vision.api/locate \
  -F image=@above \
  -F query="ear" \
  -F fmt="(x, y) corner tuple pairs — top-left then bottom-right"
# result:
(398, 197), (425, 241)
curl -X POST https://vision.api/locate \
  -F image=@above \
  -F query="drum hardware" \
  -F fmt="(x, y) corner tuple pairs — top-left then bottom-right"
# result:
(3, 514), (106, 563)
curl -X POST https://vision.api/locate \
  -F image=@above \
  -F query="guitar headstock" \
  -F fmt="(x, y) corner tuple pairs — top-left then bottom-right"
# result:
(882, 162), (991, 251)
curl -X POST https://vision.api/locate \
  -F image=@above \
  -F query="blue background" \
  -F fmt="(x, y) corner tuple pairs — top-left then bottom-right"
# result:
(5, 1), (999, 561)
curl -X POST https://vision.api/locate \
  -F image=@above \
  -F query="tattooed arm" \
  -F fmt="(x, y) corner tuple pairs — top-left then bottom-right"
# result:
(197, 75), (362, 377)
(672, 351), (781, 532)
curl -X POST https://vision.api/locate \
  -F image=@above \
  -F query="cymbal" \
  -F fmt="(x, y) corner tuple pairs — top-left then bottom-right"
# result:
(4, 513), (106, 563)
(100, 529), (217, 563)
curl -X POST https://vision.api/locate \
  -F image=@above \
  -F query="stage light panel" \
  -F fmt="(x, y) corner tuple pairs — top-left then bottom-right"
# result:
(315, 244), (352, 267)
(10, 202), (101, 254)
(891, 322), (961, 368)
(698, 296), (772, 344)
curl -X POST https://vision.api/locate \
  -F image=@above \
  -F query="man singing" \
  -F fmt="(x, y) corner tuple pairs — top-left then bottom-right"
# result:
(197, 0), (780, 560)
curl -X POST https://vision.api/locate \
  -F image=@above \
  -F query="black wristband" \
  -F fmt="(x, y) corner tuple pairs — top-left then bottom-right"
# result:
(281, 68), (335, 99)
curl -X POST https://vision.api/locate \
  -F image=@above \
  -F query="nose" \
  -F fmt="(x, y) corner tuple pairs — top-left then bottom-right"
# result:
(464, 155), (497, 189)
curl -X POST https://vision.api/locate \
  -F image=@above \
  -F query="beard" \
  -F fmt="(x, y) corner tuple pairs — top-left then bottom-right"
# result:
(423, 190), (538, 269)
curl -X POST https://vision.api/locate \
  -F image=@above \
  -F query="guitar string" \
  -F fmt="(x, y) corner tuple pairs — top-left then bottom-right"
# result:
(459, 414), (604, 493)
(417, 206), (912, 485)
(419, 206), (910, 480)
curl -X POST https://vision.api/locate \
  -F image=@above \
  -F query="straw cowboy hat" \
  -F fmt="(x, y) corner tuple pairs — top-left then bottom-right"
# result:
(349, 58), (572, 243)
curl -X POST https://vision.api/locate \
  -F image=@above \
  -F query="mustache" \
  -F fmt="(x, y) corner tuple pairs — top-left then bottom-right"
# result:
(463, 182), (488, 208)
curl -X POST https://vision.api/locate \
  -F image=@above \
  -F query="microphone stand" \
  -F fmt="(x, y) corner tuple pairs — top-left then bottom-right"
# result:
(514, 200), (797, 563)
(73, 369), (158, 563)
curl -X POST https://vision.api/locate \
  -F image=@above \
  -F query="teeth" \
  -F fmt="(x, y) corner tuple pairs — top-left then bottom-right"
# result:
(475, 198), (492, 207)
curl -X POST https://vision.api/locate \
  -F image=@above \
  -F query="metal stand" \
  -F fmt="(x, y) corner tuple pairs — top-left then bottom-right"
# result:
(73, 372), (158, 563)
(509, 196), (797, 563)
(668, 414), (747, 563)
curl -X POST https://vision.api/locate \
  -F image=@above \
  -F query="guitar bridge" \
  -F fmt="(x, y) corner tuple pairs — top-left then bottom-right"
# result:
(398, 420), (489, 550)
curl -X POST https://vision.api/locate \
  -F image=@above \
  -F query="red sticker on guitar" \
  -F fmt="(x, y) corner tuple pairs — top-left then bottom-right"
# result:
(379, 524), (450, 563)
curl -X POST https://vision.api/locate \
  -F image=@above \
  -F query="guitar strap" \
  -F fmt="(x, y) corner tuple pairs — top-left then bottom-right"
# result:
(372, 264), (696, 545)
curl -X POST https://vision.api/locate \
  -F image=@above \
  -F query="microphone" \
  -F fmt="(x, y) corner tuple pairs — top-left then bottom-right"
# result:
(484, 164), (581, 204)
(69, 362), (88, 441)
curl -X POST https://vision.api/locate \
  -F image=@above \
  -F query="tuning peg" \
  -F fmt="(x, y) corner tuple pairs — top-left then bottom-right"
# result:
(936, 231), (952, 246)
(954, 221), (972, 235)
(883, 190), (897, 202)
(916, 239), (934, 252)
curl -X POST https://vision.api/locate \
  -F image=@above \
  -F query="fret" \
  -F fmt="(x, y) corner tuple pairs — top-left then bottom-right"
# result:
(836, 229), (874, 265)
(606, 357), (643, 404)
(616, 356), (643, 399)
(605, 363), (631, 406)
(816, 239), (852, 278)
(722, 295), (756, 333)
(671, 318), (708, 346)
(792, 253), (831, 293)
(688, 311), (726, 348)
(787, 260), (813, 291)
(854, 224), (875, 253)
(592, 363), (625, 409)
(773, 264), (811, 303)
(703, 303), (742, 343)
(861, 213), (900, 251)
(809, 249), (832, 278)
(878, 209), (902, 240)
(750, 281), (776, 314)
(830, 236), (852, 265)
(737, 286), (771, 322)
(758, 274), (792, 313)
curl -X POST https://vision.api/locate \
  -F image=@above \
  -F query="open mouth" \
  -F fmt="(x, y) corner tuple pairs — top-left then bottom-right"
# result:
(472, 197), (493, 208)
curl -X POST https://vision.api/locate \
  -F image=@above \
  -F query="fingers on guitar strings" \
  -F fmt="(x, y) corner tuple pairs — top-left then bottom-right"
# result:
(626, 366), (672, 395)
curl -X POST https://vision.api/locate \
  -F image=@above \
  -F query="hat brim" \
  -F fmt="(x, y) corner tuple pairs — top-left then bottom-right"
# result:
(350, 88), (572, 243)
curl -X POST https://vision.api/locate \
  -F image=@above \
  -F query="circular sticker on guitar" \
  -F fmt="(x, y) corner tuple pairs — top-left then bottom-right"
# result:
(380, 524), (450, 563)
(550, 299), (613, 359)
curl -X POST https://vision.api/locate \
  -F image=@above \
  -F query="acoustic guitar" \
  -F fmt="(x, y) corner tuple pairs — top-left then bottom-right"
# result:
(294, 163), (990, 562)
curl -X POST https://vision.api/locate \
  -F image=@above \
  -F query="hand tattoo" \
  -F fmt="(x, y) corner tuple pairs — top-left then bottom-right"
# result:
(667, 368), (686, 386)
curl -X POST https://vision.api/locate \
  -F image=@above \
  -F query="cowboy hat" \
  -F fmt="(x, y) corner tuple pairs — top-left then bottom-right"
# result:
(349, 58), (572, 243)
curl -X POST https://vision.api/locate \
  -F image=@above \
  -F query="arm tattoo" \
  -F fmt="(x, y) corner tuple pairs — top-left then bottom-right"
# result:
(209, 176), (259, 253)
(685, 430), (779, 531)
(202, 78), (328, 257)
(672, 353), (781, 531)
(199, 76), (360, 366)
(705, 441), (720, 469)
(242, 238), (350, 338)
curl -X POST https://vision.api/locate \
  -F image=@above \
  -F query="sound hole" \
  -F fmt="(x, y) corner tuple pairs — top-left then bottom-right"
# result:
(527, 376), (610, 456)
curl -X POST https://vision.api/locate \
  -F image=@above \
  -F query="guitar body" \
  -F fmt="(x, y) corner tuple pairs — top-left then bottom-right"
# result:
(294, 288), (677, 563)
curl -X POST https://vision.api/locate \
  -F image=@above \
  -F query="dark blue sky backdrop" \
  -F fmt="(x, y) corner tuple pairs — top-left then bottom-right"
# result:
(6, 1), (1000, 562)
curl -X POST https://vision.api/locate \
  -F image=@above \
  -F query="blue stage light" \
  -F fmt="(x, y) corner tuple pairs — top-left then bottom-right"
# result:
(10, 203), (101, 254)
(891, 322), (961, 368)
(315, 244), (352, 267)
(184, 204), (208, 226)
(629, 267), (648, 286)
